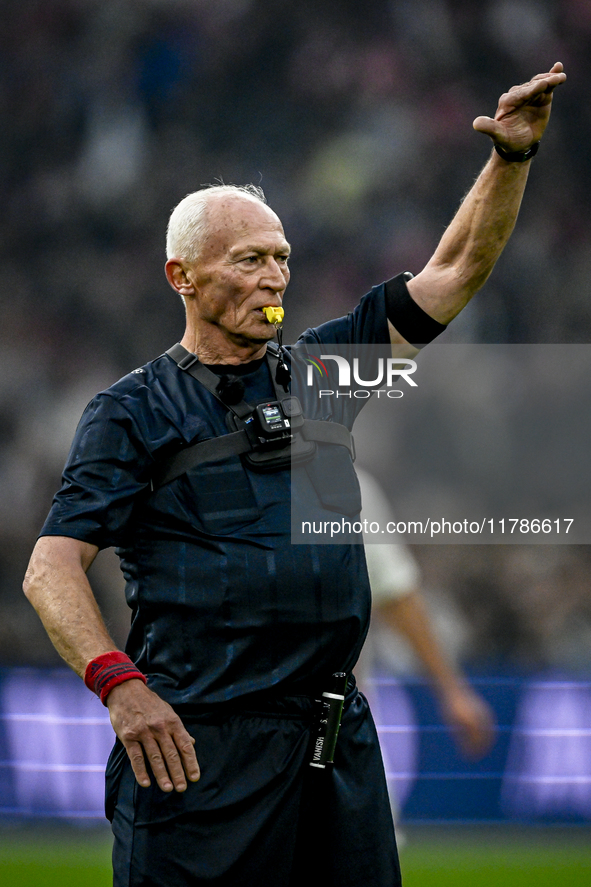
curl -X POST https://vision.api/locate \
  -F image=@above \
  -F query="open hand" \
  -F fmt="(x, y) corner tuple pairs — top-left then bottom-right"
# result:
(441, 685), (496, 760)
(107, 679), (200, 792)
(473, 62), (566, 153)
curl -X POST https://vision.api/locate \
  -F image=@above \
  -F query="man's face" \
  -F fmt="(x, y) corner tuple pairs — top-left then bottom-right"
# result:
(185, 195), (291, 349)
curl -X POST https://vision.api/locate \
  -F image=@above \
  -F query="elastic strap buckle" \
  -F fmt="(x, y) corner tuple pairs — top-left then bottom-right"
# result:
(178, 352), (200, 371)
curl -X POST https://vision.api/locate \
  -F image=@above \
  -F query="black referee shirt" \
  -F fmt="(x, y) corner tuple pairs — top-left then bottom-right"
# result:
(41, 282), (391, 706)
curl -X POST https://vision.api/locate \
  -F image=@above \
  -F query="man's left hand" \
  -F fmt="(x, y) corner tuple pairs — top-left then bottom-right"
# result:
(473, 62), (566, 153)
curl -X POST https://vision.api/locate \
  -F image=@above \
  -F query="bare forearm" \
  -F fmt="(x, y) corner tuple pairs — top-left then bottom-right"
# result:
(378, 591), (464, 695)
(24, 535), (201, 790)
(407, 151), (530, 324)
(378, 590), (496, 756)
(23, 536), (116, 677)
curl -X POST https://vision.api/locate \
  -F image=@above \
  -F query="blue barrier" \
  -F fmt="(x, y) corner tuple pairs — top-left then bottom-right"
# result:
(1, 668), (590, 823)
(372, 675), (591, 824)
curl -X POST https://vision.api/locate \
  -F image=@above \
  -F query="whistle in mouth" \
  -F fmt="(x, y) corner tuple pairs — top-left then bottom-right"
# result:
(262, 306), (284, 324)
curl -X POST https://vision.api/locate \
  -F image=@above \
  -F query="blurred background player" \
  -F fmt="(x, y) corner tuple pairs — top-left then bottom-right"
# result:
(355, 467), (495, 828)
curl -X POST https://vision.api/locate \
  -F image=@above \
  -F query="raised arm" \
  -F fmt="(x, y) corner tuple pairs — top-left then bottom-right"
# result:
(23, 535), (200, 792)
(390, 63), (566, 346)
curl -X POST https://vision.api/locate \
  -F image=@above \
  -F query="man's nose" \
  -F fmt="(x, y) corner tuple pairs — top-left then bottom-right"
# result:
(261, 258), (288, 291)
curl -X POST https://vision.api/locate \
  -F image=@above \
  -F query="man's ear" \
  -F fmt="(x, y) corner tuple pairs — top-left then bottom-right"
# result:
(165, 259), (196, 299)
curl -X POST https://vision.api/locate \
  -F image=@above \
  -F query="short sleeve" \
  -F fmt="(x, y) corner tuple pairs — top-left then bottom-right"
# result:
(296, 281), (391, 349)
(291, 282), (392, 430)
(40, 392), (155, 549)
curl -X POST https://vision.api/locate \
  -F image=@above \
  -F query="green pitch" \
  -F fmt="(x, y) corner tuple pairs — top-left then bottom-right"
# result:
(0, 827), (112, 887)
(400, 825), (591, 887)
(0, 824), (590, 886)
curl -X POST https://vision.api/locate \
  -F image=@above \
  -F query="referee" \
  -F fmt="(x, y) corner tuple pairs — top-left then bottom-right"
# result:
(23, 64), (564, 886)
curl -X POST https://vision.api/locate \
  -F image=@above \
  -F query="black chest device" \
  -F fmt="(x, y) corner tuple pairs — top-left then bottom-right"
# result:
(150, 343), (355, 489)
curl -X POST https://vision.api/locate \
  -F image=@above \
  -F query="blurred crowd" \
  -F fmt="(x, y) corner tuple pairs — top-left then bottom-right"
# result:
(1, 0), (590, 669)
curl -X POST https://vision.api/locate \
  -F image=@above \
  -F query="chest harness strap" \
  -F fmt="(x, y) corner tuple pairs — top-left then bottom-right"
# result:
(151, 343), (355, 489)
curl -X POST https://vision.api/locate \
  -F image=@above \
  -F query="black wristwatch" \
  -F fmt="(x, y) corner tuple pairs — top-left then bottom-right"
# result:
(494, 141), (540, 163)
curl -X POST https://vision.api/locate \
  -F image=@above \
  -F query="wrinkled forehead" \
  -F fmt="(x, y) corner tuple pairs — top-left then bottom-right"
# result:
(200, 194), (287, 260)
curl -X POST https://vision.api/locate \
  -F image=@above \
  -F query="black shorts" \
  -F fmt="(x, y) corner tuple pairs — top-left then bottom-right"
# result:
(108, 688), (401, 887)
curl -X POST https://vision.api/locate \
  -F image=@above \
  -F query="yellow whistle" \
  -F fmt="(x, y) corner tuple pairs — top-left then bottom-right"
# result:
(262, 306), (284, 324)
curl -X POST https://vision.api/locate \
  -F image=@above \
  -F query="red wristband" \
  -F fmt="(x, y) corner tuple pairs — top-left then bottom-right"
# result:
(84, 651), (147, 705)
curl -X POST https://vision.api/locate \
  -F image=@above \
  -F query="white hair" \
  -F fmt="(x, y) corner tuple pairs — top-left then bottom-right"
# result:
(166, 183), (267, 264)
